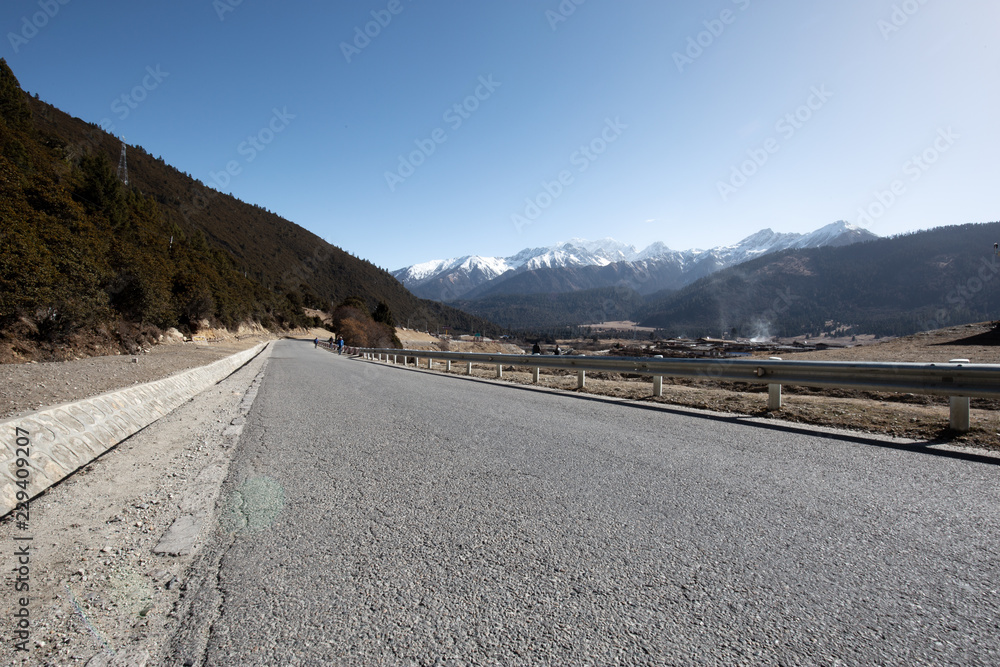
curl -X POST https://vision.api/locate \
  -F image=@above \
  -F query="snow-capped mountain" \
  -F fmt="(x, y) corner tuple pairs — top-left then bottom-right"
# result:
(393, 221), (877, 301)
(392, 238), (643, 301)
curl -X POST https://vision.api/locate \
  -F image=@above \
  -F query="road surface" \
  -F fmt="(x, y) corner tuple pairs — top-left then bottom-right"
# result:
(170, 339), (1000, 665)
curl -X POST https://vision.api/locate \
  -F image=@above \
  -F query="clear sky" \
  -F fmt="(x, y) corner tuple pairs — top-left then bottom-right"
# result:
(3, 0), (998, 271)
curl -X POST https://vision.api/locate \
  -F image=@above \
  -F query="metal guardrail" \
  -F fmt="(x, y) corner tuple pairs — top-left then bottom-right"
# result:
(349, 347), (1000, 433)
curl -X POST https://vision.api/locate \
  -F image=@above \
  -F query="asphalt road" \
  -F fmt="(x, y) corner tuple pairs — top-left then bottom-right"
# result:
(172, 339), (1000, 666)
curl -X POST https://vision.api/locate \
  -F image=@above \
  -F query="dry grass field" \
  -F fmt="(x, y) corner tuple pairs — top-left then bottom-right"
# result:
(384, 322), (1000, 451)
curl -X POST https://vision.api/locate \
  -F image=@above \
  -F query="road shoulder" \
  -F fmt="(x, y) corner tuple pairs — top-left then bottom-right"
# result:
(0, 345), (271, 666)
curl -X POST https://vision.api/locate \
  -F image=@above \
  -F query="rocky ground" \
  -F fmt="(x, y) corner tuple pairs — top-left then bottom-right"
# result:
(0, 344), (272, 666)
(0, 335), (275, 421)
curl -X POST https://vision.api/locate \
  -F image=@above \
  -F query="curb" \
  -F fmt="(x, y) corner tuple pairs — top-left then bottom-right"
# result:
(0, 342), (270, 517)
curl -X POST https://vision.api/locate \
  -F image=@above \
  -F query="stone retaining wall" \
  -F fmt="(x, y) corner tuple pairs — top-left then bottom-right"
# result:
(0, 343), (269, 517)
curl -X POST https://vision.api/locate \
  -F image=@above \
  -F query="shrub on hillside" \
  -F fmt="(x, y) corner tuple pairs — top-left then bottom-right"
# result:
(338, 318), (367, 346)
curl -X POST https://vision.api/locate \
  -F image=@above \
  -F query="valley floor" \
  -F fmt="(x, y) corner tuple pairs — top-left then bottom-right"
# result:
(414, 322), (1000, 451)
(2, 324), (997, 449)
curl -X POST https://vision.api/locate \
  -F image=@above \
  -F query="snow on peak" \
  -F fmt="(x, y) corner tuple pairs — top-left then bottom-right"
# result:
(792, 220), (877, 248)
(393, 222), (877, 294)
(559, 237), (639, 261)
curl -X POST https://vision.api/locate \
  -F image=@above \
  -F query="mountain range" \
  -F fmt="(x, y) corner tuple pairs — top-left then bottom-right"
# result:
(636, 222), (1000, 339)
(393, 221), (878, 301)
(440, 221), (1000, 337)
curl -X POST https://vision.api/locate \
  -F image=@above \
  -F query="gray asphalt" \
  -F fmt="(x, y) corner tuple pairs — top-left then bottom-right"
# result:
(175, 339), (1000, 666)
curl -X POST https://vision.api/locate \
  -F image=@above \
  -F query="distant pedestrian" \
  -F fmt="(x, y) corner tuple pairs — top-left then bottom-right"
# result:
(328, 336), (334, 350)
(337, 337), (345, 354)
(313, 337), (318, 348)
(532, 342), (541, 355)
(554, 345), (561, 356)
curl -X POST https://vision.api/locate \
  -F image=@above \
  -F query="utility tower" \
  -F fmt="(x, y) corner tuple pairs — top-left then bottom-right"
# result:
(117, 138), (128, 186)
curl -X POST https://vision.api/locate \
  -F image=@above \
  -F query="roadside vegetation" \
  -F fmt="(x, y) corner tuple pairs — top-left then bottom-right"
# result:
(0, 59), (496, 362)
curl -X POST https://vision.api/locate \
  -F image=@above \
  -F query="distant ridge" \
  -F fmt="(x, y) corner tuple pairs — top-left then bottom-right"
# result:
(636, 221), (1000, 338)
(440, 222), (1000, 336)
(393, 221), (877, 301)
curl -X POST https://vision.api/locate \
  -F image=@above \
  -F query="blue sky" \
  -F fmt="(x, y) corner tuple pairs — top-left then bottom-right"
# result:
(4, 0), (998, 271)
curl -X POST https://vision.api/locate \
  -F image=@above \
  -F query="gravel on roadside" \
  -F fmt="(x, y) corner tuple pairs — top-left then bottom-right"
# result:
(0, 344), (272, 666)
(0, 337), (274, 421)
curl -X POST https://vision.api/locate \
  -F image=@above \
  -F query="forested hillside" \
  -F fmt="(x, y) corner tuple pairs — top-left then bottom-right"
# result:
(456, 286), (646, 330)
(0, 60), (495, 359)
(452, 223), (1000, 336)
(638, 223), (1000, 338)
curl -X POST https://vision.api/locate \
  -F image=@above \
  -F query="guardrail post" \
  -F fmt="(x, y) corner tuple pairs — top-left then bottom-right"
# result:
(948, 359), (972, 433)
(467, 362), (472, 375)
(653, 375), (663, 397)
(496, 363), (503, 379)
(766, 356), (782, 410)
(532, 367), (540, 383)
(577, 370), (586, 389)
(768, 384), (782, 411)
(427, 357), (433, 369)
(392, 355), (397, 364)
(950, 396), (971, 433)
(446, 360), (452, 372)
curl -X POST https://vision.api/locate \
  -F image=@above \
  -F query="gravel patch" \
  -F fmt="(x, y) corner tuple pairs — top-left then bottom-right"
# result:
(0, 346), (271, 666)
(0, 337), (274, 420)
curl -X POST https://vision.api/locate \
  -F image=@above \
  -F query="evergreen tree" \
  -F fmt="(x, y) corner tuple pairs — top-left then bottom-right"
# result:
(372, 300), (396, 328)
